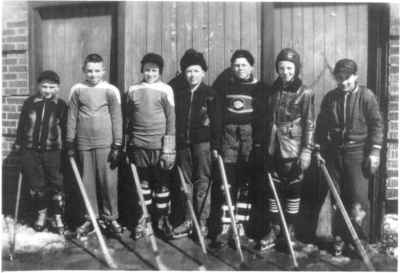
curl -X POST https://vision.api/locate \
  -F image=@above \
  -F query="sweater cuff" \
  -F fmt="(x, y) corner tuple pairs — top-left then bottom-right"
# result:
(370, 147), (381, 157)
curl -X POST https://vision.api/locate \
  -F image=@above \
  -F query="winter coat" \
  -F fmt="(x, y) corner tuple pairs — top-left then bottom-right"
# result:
(315, 84), (383, 153)
(15, 94), (67, 151)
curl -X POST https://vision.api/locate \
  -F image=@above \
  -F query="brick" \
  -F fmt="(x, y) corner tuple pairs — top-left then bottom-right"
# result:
(7, 21), (27, 28)
(17, 88), (29, 95)
(386, 188), (398, 200)
(18, 58), (27, 65)
(7, 128), (17, 135)
(6, 97), (25, 104)
(389, 55), (399, 64)
(2, 29), (15, 36)
(5, 36), (27, 43)
(386, 178), (398, 187)
(389, 86), (399, 95)
(388, 101), (398, 111)
(3, 73), (17, 80)
(2, 105), (16, 112)
(390, 74), (399, 83)
(7, 113), (20, 120)
(15, 44), (27, 50)
(17, 28), (27, 34)
(3, 81), (8, 88)
(390, 46), (400, 55)
(9, 81), (27, 88)
(17, 72), (27, 79)
(4, 58), (17, 65)
(389, 111), (399, 120)
(3, 120), (16, 127)
(390, 66), (399, 74)
(3, 44), (15, 51)
(390, 39), (400, 47)
(3, 89), (18, 96)
(3, 66), (7, 72)
(9, 66), (26, 72)
(387, 169), (398, 177)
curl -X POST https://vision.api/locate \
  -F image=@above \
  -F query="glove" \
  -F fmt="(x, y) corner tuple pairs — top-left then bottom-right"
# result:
(160, 135), (176, 170)
(65, 141), (75, 157)
(298, 148), (312, 171)
(160, 152), (176, 170)
(211, 149), (219, 161)
(108, 143), (122, 169)
(364, 149), (380, 175)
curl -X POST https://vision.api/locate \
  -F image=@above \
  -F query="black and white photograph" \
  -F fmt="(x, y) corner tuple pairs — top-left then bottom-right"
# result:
(1, 0), (399, 271)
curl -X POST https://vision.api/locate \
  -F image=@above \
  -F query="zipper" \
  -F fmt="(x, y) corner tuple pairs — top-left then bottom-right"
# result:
(37, 101), (46, 148)
(186, 90), (195, 142)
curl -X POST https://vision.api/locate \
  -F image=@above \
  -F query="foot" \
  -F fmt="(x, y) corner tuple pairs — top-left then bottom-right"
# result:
(256, 224), (280, 252)
(157, 215), (173, 239)
(76, 220), (94, 239)
(133, 217), (147, 240)
(332, 236), (345, 257)
(33, 209), (48, 232)
(107, 220), (123, 235)
(172, 220), (192, 239)
(209, 235), (225, 250)
(53, 214), (65, 235)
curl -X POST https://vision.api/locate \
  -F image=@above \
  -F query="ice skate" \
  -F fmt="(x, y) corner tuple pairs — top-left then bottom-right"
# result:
(172, 220), (192, 239)
(33, 208), (48, 232)
(53, 214), (65, 235)
(256, 224), (280, 252)
(76, 220), (94, 240)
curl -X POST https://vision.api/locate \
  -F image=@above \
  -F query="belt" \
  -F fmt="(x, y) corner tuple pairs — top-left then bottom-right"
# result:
(333, 141), (365, 150)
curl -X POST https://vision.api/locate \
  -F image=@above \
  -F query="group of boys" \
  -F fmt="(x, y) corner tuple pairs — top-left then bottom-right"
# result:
(14, 47), (383, 257)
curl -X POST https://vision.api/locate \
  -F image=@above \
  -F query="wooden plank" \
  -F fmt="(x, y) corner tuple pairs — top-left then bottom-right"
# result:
(147, 1), (162, 54)
(302, 5), (314, 86)
(357, 4), (368, 84)
(261, 3), (275, 84)
(280, 6), (292, 48)
(208, 2), (224, 84)
(256, 2), (262, 80)
(292, 5), (304, 79)
(334, 4), (347, 60)
(176, 1), (193, 73)
(313, 5), (325, 110)
(117, 2), (126, 91)
(224, 2), (241, 67)
(346, 5), (358, 63)
(192, 1), (209, 83)
(240, 2), (259, 77)
(125, 1), (147, 85)
(323, 4), (337, 96)
(161, 1), (177, 82)
(273, 6), (281, 71)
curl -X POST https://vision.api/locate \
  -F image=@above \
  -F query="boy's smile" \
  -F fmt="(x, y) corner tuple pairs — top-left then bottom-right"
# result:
(185, 65), (204, 88)
(277, 61), (296, 83)
(39, 81), (58, 99)
(232, 57), (253, 81)
(83, 62), (105, 85)
(143, 63), (161, 84)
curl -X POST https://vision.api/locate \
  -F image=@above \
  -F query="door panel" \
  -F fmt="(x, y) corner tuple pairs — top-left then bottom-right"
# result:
(38, 5), (115, 100)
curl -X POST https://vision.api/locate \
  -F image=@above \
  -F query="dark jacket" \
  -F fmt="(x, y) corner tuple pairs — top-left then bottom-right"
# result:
(254, 77), (315, 159)
(170, 74), (216, 149)
(15, 94), (67, 151)
(211, 68), (266, 151)
(315, 84), (383, 154)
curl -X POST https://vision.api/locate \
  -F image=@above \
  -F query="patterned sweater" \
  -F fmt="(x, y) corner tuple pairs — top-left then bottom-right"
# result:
(66, 81), (123, 150)
(125, 81), (175, 150)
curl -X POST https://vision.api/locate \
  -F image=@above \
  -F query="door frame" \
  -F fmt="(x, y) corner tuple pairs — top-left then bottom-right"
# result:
(28, 1), (120, 93)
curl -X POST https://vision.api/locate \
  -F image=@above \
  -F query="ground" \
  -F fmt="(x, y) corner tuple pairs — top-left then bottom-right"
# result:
(2, 215), (398, 271)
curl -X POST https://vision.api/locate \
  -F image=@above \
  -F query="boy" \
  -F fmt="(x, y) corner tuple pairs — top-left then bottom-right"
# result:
(125, 53), (176, 239)
(170, 49), (216, 238)
(253, 48), (315, 251)
(14, 70), (67, 234)
(209, 49), (264, 248)
(315, 59), (383, 256)
(66, 53), (123, 237)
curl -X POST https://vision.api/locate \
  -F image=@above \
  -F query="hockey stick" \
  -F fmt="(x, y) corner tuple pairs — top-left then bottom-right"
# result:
(216, 155), (245, 263)
(266, 172), (299, 268)
(313, 145), (375, 271)
(69, 157), (118, 269)
(129, 162), (169, 270)
(9, 171), (23, 261)
(176, 165), (207, 255)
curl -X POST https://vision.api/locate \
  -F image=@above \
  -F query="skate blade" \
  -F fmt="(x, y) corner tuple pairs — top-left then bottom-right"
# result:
(258, 243), (276, 252)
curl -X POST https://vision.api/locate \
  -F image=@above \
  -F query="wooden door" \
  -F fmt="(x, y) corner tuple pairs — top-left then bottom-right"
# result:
(34, 4), (117, 100)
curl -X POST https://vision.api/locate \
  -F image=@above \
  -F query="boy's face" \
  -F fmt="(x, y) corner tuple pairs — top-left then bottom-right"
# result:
(277, 61), (296, 83)
(185, 65), (204, 88)
(336, 74), (358, 92)
(143, 63), (161, 84)
(38, 81), (58, 99)
(83, 62), (105, 85)
(232, 57), (253, 80)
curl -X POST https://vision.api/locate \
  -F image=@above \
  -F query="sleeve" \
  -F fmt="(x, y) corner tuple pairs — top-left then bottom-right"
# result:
(253, 83), (269, 148)
(15, 98), (30, 146)
(365, 89), (384, 153)
(107, 85), (123, 145)
(210, 83), (224, 152)
(59, 99), (68, 144)
(314, 93), (330, 150)
(161, 85), (176, 137)
(301, 88), (315, 151)
(66, 87), (79, 143)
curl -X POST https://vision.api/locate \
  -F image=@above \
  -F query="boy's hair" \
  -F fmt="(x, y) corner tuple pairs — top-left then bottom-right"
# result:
(230, 49), (255, 66)
(37, 70), (60, 84)
(141, 53), (164, 74)
(82, 53), (104, 69)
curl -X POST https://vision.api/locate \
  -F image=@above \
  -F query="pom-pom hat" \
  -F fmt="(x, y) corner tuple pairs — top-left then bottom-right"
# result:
(180, 49), (208, 72)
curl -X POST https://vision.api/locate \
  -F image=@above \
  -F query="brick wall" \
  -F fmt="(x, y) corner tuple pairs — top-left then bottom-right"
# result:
(386, 3), (399, 204)
(2, 1), (29, 215)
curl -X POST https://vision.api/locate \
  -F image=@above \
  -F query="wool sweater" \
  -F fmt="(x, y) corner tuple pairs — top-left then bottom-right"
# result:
(15, 94), (67, 151)
(125, 80), (175, 150)
(66, 81), (123, 150)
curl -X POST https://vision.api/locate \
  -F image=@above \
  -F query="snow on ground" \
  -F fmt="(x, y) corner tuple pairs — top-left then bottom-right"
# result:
(381, 214), (398, 258)
(2, 215), (65, 257)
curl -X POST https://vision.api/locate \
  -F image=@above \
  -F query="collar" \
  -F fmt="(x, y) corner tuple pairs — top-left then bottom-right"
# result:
(340, 84), (359, 96)
(272, 77), (302, 93)
(230, 72), (258, 85)
(189, 82), (203, 93)
(33, 94), (58, 104)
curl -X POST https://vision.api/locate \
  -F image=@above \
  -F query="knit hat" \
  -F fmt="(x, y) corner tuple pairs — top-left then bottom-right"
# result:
(37, 70), (60, 84)
(141, 53), (164, 73)
(230, 49), (255, 66)
(275, 48), (301, 76)
(333, 59), (357, 82)
(180, 49), (208, 72)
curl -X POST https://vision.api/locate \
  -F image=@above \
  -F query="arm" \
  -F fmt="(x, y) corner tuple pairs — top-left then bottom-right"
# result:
(365, 90), (384, 154)
(301, 88), (315, 152)
(107, 86), (123, 146)
(160, 85), (176, 170)
(66, 87), (79, 143)
(59, 99), (68, 144)
(14, 99), (30, 148)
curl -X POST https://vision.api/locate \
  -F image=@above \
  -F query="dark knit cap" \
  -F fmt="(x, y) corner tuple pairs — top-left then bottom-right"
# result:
(141, 53), (164, 73)
(230, 49), (255, 66)
(180, 48), (208, 72)
(275, 48), (301, 76)
(37, 70), (60, 84)
(333, 58), (357, 82)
